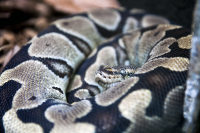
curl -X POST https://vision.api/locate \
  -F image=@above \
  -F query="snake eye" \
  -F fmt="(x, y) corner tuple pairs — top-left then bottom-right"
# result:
(120, 69), (125, 75)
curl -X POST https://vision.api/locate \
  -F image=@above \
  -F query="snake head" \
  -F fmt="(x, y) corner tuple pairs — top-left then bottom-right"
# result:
(94, 64), (137, 89)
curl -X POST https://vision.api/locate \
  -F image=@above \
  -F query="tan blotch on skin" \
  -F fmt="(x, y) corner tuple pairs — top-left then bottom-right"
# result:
(123, 17), (139, 33)
(120, 24), (182, 67)
(53, 16), (103, 48)
(95, 77), (139, 106)
(88, 9), (121, 31)
(68, 75), (83, 91)
(163, 86), (185, 126)
(120, 31), (141, 67)
(29, 33), (85, 69)
(141, 15), (170, 27)
(0, 60), (67, 110)
(149, 37), (176, 60)
(45, 100), (95, 133)
(3, 109), (43, 133)
(137, 25), (181, 67)
(130, 8), (146, 14)
(177, 35), (192, 49)
(74, 89), (92, 99)
(119, 89), (164, 133)
(149, 35), (191, 60)
(119, 89), (152, 123)
(136, 57), (189, 74)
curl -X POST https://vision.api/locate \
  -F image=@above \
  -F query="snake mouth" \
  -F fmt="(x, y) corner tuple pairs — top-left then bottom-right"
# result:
(95, 70), (124, 89)
(97, 79), (120, 89)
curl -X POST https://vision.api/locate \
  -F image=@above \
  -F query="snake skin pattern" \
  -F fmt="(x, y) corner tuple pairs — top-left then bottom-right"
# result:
(0, 8), (191, 133)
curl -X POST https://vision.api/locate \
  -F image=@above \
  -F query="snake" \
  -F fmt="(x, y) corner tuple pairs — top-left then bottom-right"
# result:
(0, 8), (192, 133)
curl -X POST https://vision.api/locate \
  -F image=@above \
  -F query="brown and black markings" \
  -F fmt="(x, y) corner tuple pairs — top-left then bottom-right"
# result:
(0, 8), (191, 133)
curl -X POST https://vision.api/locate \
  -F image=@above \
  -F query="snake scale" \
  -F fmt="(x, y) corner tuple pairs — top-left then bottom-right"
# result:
(0, 8), (192, 133)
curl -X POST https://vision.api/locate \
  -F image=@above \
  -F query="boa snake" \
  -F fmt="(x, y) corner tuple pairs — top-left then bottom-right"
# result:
(0, 8), (192, 133)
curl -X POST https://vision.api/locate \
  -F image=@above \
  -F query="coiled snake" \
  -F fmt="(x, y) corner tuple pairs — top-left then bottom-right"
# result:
(0, 8), (191, 133)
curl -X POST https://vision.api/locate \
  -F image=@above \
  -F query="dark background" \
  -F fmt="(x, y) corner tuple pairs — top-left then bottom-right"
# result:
(118, 0), (196, 29)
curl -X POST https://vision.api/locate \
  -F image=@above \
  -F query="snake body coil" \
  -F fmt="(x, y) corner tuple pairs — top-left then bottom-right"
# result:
(0, 8), (191, 133)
